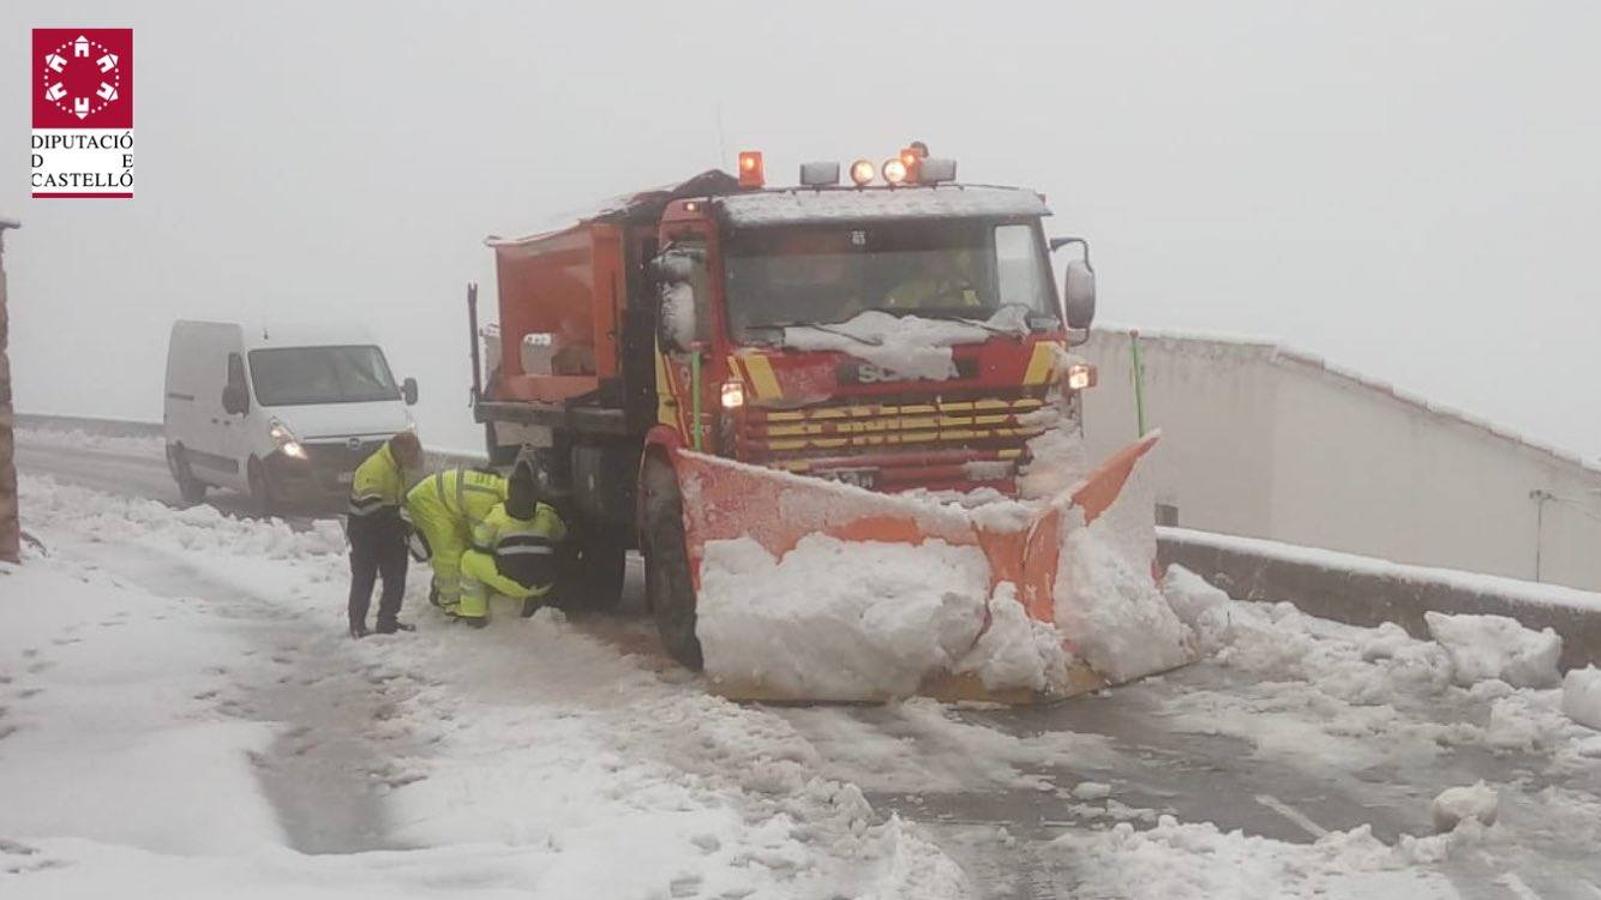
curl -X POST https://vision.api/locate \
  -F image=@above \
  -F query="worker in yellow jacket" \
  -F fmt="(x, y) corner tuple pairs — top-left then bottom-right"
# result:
(403, 466), (506, 615)
(347, 431), (424, 638)
(456, 459), (566, 627)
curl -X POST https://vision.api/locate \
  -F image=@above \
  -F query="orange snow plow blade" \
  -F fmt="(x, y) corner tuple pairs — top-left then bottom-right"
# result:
(671, 432), (1187, 703)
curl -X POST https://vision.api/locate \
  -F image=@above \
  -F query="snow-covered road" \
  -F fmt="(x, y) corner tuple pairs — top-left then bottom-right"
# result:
(7, 426), (1601, 899)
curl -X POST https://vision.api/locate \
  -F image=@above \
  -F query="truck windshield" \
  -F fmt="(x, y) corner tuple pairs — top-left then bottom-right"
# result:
(724, 220), (1058, 342)
(248, 345), (400, 406)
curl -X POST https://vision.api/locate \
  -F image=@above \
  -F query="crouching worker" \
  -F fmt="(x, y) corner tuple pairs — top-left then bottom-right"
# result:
(456, 460), (566, 627)
(347, 431), (424, 638)
(403, 465), (506, 617)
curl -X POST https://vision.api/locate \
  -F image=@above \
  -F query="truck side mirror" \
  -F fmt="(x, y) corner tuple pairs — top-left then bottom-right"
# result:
(402, 377), (419, 406)
(1063, 260), (1096, 330)
(222, 383), (249, 416)
(658, 283), (698, 353)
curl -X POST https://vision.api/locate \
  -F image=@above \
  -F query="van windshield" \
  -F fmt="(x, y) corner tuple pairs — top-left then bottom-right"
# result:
(248, 345), (400, 406)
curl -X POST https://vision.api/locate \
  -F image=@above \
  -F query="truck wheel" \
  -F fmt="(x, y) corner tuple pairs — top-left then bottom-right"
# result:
(247, 458), (276, 517)
(167, 445), (207, 505)
(640, 455), (703, 671)
(561, 533), (626, 612)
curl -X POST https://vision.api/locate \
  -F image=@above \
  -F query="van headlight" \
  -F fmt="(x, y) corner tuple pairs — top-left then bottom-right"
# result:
(269, 421), (308, 460)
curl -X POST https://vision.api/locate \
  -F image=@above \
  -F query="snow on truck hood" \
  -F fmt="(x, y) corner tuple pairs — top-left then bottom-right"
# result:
(717, 185), (1049, 227)
(781, 306), (1033, 381)
(269, 399), (411, 441)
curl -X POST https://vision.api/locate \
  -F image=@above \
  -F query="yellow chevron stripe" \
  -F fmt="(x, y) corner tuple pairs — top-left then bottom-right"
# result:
(1023, 342), (1058, 386)
(741, 353), (783, 400)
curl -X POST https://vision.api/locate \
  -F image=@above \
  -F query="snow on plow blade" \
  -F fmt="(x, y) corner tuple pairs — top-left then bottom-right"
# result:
(671, 432), (1197, 703)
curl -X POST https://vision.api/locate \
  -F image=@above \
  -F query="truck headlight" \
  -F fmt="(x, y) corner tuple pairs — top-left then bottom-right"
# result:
(1065, 363), (1097, 391)
(269, 421), (308, 460)
(720, 380), (745, 409)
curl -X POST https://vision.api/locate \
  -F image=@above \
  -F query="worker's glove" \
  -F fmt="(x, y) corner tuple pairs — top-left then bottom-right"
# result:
(520, 595), (543, 619)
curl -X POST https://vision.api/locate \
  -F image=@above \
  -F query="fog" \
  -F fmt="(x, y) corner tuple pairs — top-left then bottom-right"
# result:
(2, 1), (1597, 457)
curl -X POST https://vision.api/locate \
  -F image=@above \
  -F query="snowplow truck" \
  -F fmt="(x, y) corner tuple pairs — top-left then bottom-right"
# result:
(473, 149), (1192, 702)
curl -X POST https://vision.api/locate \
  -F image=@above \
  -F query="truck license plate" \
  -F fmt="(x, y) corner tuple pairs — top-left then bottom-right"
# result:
(825, 469), (877, 490)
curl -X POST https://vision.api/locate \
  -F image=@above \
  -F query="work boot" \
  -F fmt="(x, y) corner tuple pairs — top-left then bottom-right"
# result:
(375, 620), (416, 635)
(349, 620), (369, 639)
(428, 585), (442, 608)
(457, 616), (488, 629)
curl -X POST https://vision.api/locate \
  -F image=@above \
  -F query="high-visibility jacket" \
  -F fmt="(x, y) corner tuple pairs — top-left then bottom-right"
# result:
(471, 503), (566, 597)
(348, 444), (409, 518)
(408, 467), (506, 529)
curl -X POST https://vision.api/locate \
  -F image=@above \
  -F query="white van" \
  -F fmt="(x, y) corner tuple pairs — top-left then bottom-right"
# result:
(163, 321), (418, 512)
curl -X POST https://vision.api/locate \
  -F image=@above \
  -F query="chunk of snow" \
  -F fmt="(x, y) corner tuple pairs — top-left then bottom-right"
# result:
(696, 535), (990, 700)
(1424, 612), (1562, 688)
(1561, 666), (1601, 730)
(1160, 564), (1233, 654)
(1431, 782), (1499, 832)
(1055, 458), (1196, 682)
(954, 582), (1072, 692)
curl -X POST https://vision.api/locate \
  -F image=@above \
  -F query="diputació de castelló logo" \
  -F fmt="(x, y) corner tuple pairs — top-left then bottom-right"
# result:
(31, 28), (135, 199)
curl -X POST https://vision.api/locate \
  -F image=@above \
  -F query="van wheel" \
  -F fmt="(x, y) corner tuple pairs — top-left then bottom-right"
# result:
(247, 458), (276, 517)
(640, 455), (702, 671)
(167, 445), (207, 505)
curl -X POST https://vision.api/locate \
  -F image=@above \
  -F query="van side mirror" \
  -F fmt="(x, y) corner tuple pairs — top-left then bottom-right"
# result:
(1063, 260), (1096, 330)
(222, 383), (249, 416)
(402, 377), (418, 406)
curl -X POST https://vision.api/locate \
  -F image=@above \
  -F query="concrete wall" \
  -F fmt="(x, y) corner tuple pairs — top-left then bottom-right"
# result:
(1080, 329), (1601, 593)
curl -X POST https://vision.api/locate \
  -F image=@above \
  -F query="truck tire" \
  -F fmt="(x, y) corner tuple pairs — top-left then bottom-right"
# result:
(640, 455), (703, 671)
(559, 531), (626, 612)
(247, 458), (276, 518)
(167, 445), (208, 505)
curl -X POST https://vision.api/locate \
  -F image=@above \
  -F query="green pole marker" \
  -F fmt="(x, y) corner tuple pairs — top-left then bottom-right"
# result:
(690, 349), (703, 451)
(1131, 330), (1148, 437)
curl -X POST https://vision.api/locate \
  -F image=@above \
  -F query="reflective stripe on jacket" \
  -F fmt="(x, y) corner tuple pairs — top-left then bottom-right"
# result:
(471, 503), (566, 592)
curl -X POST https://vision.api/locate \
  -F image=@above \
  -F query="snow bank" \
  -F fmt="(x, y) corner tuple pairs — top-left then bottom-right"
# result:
(1055, 460), (1195, 683)
(1431, 782), (1498, 831)
(1562, 666), (1601, 730)
(781, 307), (1027, 383)
(1424, 612), (1563, 688)
(697, 535), (991, 699)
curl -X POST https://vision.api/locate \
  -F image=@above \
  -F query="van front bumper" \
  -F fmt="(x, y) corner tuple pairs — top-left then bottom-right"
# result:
(264, 437), (388, 506)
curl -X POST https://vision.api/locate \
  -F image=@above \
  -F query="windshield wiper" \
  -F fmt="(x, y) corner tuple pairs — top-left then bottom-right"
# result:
(753, 321), (885, 347)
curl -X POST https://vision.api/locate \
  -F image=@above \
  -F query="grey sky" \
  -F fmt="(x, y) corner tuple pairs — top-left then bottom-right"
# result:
(2, 1), (1597, 456)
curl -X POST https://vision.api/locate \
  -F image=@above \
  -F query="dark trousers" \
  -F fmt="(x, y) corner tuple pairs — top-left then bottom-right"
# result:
(348, 515), (409, 629)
